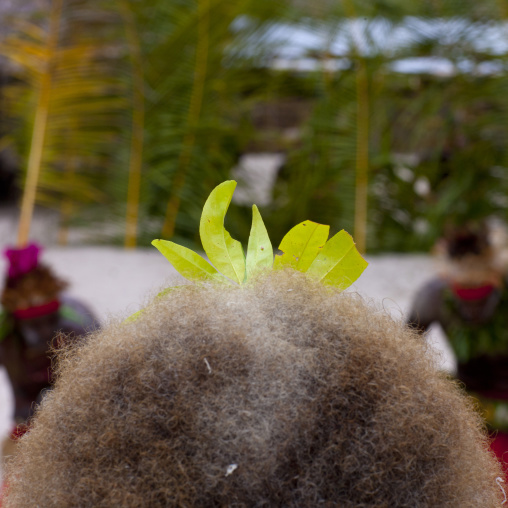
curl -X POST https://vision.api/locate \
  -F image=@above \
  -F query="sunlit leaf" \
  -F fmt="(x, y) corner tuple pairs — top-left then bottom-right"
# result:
(124, 308), (144, 323)
(152, 238), (221, 282)
(155, 286), (180, 298)
(245, 204), (273, 280)
(273, 220), (329, 272)
(306, 230), (368, 289)
(199, 180), (245, 284)
(123, 285), (181, 323)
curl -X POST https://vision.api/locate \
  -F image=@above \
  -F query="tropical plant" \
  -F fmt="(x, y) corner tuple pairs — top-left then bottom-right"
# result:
(0, 0), (126, 245)
(257, 1), (508, 252)
(153, 180), (367, 287)
(124, 0), (289, 247)
(4, 0), (508, 254)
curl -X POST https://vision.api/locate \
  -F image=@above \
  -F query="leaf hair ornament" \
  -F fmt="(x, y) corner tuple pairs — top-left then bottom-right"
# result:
(152, 180), (367, 289)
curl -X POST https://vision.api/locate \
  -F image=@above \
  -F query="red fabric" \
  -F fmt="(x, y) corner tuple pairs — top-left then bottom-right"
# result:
(491, 431), (508, 477)
(4, 243), (41, 279)
(451, 284), (495, 301)
(10, 424), (29, 441)
(12, 299), (60, 320)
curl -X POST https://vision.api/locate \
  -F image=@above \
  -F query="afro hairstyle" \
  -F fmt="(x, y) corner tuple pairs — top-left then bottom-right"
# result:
(3, 271), (504, 507)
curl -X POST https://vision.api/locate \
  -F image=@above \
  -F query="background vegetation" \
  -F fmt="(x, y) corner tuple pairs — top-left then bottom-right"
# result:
(1, 0), (508, 252)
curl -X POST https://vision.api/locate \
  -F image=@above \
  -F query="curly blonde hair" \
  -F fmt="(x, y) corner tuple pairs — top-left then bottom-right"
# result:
(4, 271), (504, 507)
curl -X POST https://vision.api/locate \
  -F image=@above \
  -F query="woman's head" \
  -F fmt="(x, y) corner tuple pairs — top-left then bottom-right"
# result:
(2, 243), (67, 314)
(4, 271), (504, 507)
(436, 221), (508, 287)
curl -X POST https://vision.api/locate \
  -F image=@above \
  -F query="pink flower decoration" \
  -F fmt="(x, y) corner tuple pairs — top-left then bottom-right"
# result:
(4, 243), (42, 279)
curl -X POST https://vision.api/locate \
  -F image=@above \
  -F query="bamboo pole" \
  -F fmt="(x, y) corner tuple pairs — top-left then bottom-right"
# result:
(161, 0), (209, 239)
(343, 0), (369, 254)
(17, 0), (63, 246)
(354, 59), (369, 254)
(120, 0), (145, 249)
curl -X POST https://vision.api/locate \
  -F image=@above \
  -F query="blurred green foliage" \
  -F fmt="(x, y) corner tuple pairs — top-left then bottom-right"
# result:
(2, 0), (508, 251)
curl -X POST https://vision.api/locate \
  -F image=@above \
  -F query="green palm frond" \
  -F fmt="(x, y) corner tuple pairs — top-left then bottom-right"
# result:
(0, 0), (126, 245)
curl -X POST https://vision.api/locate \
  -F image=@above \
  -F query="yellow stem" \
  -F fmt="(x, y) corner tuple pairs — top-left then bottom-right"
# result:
(17, 0), (63, 247)
(496, 0), (508, 18)
(120, 0), (145, 249)
(354, 59), (369, 254)
(161, 0), (209, 239)
(343, 0), (369, 254)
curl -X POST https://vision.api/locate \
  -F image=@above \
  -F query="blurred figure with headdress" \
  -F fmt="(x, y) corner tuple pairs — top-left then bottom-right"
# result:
(0, 243), (98, 454)
(408, 219), (508, 472)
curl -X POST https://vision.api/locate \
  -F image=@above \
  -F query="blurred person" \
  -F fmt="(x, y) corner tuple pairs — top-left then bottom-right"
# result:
(2, 270), (504, 506)
(407, 221), (508, 473)
(0, 243), (97, 459)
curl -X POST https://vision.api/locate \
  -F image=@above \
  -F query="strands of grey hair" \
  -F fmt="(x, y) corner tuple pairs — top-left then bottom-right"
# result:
(497, 477), (507, 504)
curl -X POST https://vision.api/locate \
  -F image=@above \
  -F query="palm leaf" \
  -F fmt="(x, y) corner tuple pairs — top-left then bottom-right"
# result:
(15, 0), (64, 247)
(0, 0), (127, 244)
